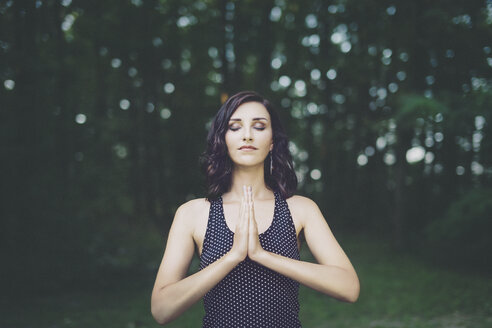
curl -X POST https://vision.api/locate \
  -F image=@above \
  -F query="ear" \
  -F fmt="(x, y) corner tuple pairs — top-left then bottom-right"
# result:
(269, 143), (273, 151)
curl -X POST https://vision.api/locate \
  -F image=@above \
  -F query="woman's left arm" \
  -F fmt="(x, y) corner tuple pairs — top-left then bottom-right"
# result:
(249, 195), (360, 303)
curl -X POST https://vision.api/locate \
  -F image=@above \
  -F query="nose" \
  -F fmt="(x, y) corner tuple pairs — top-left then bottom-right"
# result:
(243, 127), (252, 141)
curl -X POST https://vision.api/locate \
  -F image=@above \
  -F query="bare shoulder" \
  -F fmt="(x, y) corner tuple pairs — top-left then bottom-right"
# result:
(286, 194), (321, 214)
(286, 194), (324, 229)
(175, 197), (210, 222)
(177, 197), (210, 215)
(172, 197), (211, 236)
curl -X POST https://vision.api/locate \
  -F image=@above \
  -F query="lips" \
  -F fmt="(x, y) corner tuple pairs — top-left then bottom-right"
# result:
(239, 146), (257, 150)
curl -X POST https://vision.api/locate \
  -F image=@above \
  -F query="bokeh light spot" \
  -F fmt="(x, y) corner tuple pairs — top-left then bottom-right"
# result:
(279, 75), (291, 88)
(270, 7), (282, 22)
(163, 83), (175, 94)
(475, 115), (486, 130)
(75, 113), (87, 124)
(326, 69), (337, 80)
(365, 146), (375, 156)
(160, 108), (172, 119)
(4, 79), (15, 90)
(341, 41), (352, 53)
(310, 69), (321, 80)
(456, 165), (465, 175)
(357, 154), (368, 166)
(111, 58), (121, 68)
(310, 169), (322, 180)
(384, 152), (396, 165)
(406, 146), (425, 164)
(271, 57), (282, 69)
(471, 161), (484, 175)
(434, 132), (444, 142)
(305, 14), (318, 28)
(119, 99), (130, 110)
(386, 6), (396, 15)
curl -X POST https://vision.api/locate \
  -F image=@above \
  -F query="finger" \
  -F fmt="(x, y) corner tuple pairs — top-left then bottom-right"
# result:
(248, 198), (255, 232)
(243, 185), (248, 220)
(248, 186), (255, 221)
(247, 186), (251, 208)
(243, 185), (248, 207)
(245, 186), (250, 213)
(245, 190), (250, 241)
(249, 206), (257, 234)
(238, 196), (244, 228)
(240, 189), (247, 228)
(248, 187), (253, 224)
(249, 206), (255, 232)
(237, 186), (246, 231)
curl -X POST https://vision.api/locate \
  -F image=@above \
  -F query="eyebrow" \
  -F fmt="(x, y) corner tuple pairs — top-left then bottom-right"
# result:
(229, 117), (269, 122)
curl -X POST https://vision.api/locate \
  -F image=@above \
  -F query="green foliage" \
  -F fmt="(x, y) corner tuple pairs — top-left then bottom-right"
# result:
(424, 188), (492, 271)
(394, 94), (449, 130)
(1, 0), (492, 295)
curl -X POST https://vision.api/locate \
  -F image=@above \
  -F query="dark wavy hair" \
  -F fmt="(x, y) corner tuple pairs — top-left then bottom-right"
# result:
(200, 91), (297, 201)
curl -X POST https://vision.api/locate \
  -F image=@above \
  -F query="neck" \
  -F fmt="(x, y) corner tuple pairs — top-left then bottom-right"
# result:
(224, 163), (273, 201)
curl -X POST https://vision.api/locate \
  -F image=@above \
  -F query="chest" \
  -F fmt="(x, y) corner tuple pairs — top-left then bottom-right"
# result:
(222, 200), (275, 234)
(193, 197), (303, 256)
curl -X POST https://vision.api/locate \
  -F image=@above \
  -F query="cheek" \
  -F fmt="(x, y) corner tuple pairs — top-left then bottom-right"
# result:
(224, 133), (232, 145)
(261, 130), (273, 145)
(224, 133), (237, 151)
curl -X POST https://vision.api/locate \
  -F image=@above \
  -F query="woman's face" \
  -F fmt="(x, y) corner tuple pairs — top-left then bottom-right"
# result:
(225, 101), (273, 169)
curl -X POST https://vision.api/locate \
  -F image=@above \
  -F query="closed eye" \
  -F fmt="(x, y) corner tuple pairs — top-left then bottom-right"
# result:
(228, 126), (266, 131)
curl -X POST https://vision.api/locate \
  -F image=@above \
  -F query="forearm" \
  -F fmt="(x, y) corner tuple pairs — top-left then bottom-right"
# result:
(151, 252), (240, 325)
(253, 251), (360, 303)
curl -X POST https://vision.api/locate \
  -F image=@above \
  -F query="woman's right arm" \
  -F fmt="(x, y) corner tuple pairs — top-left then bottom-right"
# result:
(151, 194), (249, 325)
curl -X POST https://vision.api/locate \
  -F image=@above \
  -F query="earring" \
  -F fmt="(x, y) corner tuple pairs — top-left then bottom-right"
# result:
(270, 150), (273, 175)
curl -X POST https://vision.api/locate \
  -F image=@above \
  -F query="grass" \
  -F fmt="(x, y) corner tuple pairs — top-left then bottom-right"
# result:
(2, 233), (492, 328)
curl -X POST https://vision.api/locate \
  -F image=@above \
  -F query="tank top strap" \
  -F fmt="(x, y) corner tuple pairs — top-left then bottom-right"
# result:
(202, 196), (232, 257)
(217, 195), (234, 235)
(207, 197), (221, 226)
(263, 190), (297, 238)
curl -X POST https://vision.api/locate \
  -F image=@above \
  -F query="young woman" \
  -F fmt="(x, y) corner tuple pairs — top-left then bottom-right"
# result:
(151, 91), (360, 327)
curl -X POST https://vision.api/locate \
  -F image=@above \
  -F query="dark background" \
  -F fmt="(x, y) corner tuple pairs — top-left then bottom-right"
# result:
(1, 0), (491, 327)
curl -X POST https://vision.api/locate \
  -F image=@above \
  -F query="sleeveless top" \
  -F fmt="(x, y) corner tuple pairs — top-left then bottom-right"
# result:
(199, 190), (301, 328)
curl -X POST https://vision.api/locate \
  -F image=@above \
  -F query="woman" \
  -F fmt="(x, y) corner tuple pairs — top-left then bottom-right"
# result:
(151, 91), (360, 327)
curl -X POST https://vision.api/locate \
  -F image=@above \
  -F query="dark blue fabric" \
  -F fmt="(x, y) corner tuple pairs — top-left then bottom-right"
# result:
(199, 191), (301, 327)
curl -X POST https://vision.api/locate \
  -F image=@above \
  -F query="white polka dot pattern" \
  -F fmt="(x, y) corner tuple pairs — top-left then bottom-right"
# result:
(199, 191), (301, 327)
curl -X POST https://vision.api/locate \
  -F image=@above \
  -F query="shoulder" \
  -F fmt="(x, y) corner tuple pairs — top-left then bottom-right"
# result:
(172, 197), (211, 229)
(286, 194), (320, 213)
(286, 194), (324, 227)
(176, 197), (211, 216)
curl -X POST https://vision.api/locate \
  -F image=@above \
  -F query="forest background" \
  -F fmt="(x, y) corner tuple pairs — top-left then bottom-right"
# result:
(1, 0), (491, 327)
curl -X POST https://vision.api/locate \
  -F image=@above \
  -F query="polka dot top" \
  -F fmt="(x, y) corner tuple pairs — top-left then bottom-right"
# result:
(199, 190), (301, 328)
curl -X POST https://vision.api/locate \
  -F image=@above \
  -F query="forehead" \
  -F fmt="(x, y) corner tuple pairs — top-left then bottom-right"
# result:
(230, 102), (270, 120)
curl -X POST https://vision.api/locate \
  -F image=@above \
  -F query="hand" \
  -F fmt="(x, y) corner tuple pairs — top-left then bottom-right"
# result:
(228, 185), (249, 264)
(246, 186), (264, 261)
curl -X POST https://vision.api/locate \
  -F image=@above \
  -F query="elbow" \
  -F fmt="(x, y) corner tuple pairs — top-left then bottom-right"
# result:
(151, 304), (173, 326)
(345, 276), (360, 303)
(151, 292), (174, 326)
(332, 271), (359, 303)
(151, 304), (168, 326)
(339, 288), (359, 303)
(345, 289), (359, 303)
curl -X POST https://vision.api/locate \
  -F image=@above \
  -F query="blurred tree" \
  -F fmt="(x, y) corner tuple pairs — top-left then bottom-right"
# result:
(1, 0), (491, 292)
